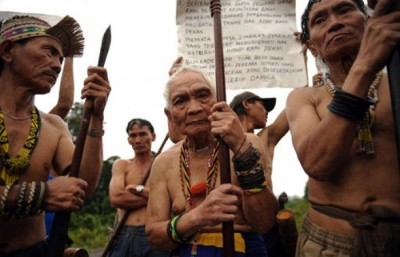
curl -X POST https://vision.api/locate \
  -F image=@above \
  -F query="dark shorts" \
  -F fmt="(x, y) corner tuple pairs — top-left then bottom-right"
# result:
(108, 225), (169, 257)
(0, 241), (47, 257)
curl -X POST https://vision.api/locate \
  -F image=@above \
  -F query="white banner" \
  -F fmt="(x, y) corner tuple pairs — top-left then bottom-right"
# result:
(176, 0), (307, 89)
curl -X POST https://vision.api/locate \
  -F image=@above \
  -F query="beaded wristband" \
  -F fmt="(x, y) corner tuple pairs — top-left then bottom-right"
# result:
(244, 181), (267, 195)
(15, 182), (28, 217)
(328, 88), (374, 120)
(237, 164), (266, 190)
(167, 215), (192, 243)
(25, 181), (36, 216)
(0, 184), (12, 217)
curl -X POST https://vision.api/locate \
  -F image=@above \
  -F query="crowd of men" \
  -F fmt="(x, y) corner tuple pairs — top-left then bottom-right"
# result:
(0, 0), (399, 256)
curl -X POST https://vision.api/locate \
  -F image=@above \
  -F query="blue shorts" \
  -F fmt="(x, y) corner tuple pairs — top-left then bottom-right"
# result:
(108, 225), (169, 257)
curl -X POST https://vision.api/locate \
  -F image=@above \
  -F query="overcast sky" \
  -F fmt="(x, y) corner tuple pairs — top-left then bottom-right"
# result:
(0, 0), (317, 197)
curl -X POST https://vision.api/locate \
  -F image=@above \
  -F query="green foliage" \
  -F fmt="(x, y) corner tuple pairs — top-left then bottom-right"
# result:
(65, 102), (84, 142)
(285, 196), (310, 230)
(69, 157), (119, 250)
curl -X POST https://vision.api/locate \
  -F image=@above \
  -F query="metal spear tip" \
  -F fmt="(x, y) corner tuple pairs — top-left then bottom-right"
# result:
(97, 25), (111, 67)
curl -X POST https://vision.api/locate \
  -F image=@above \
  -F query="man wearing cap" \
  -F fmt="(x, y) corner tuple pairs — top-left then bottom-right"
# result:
(230, 91), (289, 257)
(0, 15), (111, 256)
(230, 91), (289, 188)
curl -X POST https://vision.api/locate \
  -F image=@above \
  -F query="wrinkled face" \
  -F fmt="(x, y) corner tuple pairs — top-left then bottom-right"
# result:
(246, 99), (267, 129)
(166, 70), (216, 137)
(127, 124), (155, 155)
(306, 0), (366, 60)
(6, 36), (63, 94)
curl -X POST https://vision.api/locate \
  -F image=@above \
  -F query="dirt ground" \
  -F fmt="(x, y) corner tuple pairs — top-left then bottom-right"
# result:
(89, 248), (103, 257)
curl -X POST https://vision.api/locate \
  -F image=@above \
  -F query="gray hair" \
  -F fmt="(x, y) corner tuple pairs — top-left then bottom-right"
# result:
(163, 66), (216, 109)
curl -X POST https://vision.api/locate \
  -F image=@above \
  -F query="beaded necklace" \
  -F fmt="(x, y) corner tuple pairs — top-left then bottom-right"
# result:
(179, 138), (219, 210)
(325, 71), (383, 155)
(0, 107), (41, 185)
(1, 108), (32, 121)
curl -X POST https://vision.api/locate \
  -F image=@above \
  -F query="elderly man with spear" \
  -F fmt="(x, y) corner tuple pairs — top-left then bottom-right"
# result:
(145, 63), (278, 257)
(0, 14), (111, 256)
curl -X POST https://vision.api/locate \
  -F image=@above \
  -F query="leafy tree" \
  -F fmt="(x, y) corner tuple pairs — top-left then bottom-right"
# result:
(65, 101), (84, 142)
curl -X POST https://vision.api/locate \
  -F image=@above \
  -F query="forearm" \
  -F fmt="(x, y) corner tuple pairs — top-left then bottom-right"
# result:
(146, 220), (180, 251)
(110, 193), (147, 210)
(1, 182), (47, 218)
(147, 209), (204, 251)
(78, 114), (104, 195)
(242, 188), (278, 233)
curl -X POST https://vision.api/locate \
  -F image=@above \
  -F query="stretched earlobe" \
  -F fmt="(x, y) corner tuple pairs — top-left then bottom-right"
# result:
(306, 41), (319, 57)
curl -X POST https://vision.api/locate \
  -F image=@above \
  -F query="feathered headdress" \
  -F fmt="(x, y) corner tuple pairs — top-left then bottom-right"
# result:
(0, 15), (84, 57)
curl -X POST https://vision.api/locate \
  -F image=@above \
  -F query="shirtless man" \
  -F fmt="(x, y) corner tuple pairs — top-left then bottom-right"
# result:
(108, 118), (168, 257)
(146, 67), (278, 257)
(286, 0), (400, 256)
(0, 15), (110, 256)
(230, 92), (289, 257)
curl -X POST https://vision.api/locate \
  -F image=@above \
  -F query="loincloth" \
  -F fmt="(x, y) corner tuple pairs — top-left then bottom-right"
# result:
(310, 202), (400, 257)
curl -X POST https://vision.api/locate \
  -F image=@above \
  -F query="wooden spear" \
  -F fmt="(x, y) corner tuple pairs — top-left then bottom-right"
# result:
(47, 25), (111, 257)
(101, 133), (169, 257)
(210, 1), (235, 256)
(387, 49), (400, 170)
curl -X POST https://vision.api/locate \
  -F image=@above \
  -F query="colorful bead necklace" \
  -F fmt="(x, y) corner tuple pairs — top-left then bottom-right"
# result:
(0, 107), (41, 185)
(179, 138), (219, 210)
(325, 71), (383, 155)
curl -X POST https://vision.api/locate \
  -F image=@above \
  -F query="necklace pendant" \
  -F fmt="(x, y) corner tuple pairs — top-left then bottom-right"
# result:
(190, 242), (198, 256)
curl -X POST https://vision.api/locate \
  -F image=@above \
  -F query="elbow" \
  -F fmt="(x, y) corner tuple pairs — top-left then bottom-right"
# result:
(258, 200), (279, 234)
(299, 152), (336, 181)
(247, 191), (279, 234)
(85, 184), (98, 197)
(146, 224), (176, 251)
(110, 199), (118, 209)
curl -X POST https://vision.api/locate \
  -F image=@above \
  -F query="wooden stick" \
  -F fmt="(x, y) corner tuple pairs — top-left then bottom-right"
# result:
(387, 48), (400, 173)
(210, 1), (235, 256)
(47, 26), (111, 257)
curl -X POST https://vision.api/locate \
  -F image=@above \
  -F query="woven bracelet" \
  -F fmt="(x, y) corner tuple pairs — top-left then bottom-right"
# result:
(15, 182), (28, 217)
(328, 88), (374, 120)
(237, 164), (266, 190)
(233, 144), (261, 172)
(87, 128), (104, 137)
(167, 215), (193, 244)
(24, 181), (36, 216)
(0, 184), (12, 217)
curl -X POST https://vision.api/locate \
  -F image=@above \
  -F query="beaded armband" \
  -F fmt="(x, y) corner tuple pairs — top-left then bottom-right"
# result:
(0, 181), (47, 219)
